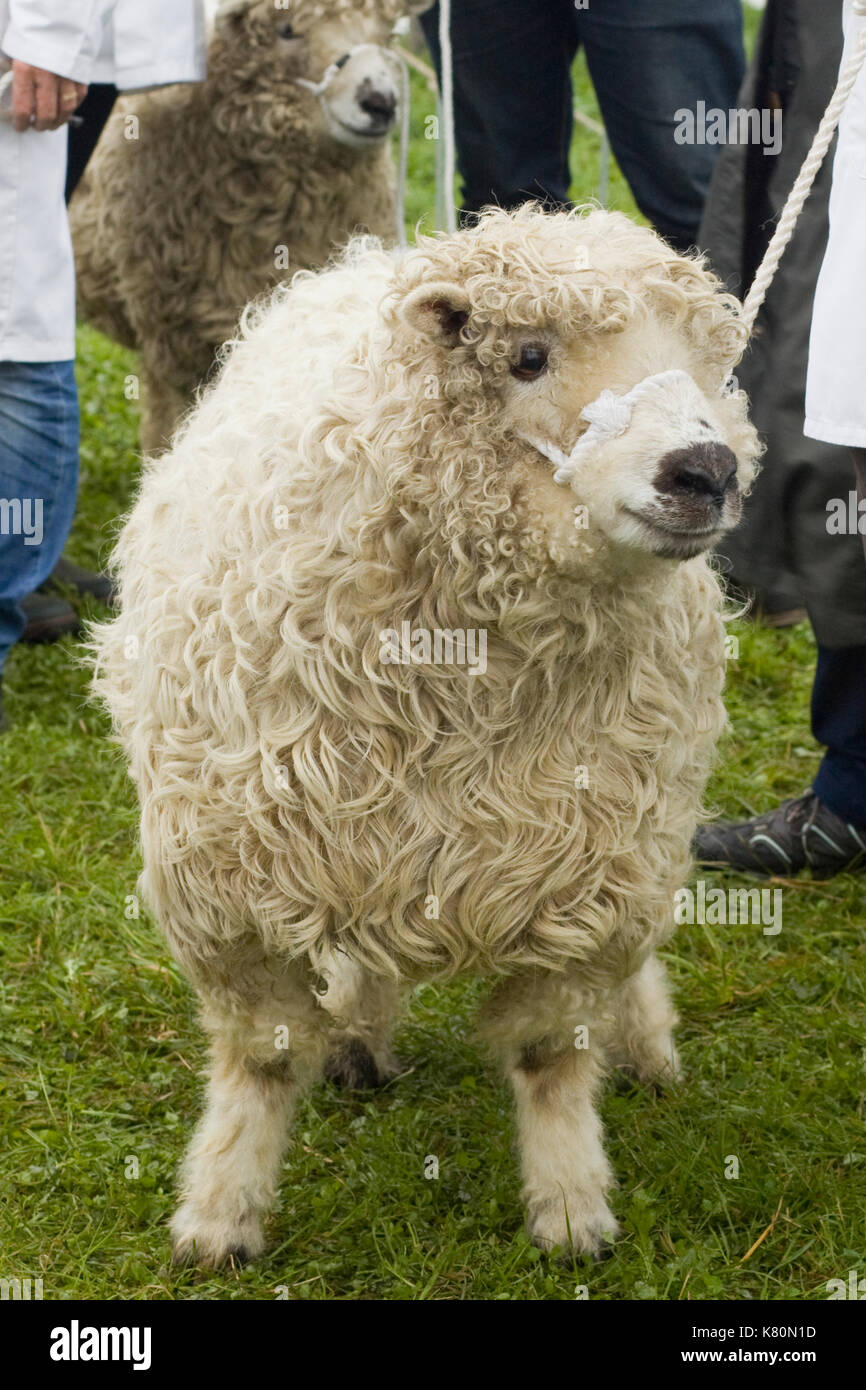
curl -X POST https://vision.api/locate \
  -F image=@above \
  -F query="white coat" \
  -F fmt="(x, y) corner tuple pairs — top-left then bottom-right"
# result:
(805, 0), (866, 448)
(0, 0), (206, 362)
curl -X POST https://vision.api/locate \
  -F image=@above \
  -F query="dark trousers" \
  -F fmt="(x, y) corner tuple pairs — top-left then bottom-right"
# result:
(65, 83), (118, 202)
(420, 0), (745, 251)
(813, 645), (866, 828)
(812, 456), (866, 828)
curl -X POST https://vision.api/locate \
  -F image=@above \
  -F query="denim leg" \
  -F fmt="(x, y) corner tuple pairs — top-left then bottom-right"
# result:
(812, 645), (866, 829)
(420, 0), (579, 214)
(578, 0), (746, 250)
(0, 360), (80, 673)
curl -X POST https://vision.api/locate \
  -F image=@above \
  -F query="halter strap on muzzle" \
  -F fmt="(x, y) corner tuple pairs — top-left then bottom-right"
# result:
(292, 43), (368, 98)
(518, 368), (733, 487)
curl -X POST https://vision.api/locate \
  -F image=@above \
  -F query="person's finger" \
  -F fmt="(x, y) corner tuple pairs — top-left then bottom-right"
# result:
(10, 63), (36, 132)
(51, 82), (83, 130)
(33, 70), (60, 132)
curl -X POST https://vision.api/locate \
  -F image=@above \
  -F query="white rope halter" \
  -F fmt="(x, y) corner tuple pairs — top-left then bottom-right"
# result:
(742, 0), (866, 330)
(291, 34), (411, 248)
(518, 369), (720, 487)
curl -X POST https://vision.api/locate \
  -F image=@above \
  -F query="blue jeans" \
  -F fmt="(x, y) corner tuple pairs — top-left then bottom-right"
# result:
(421, 0), (745, 250)
(0, 360), (79, 674)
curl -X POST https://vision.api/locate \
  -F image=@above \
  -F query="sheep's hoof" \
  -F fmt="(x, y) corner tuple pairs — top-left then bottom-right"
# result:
(527, 1198), (620, 1263)
(613, 1045), (682, 1094)
(170, 1206), (264, 1270)
(613, 1065), (674, 1097)
(543, 1239), (615, 1266)
(323, 1036), (400, 1090)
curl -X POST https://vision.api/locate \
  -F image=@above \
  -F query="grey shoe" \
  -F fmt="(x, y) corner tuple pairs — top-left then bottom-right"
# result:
(693, 792), (866, 879)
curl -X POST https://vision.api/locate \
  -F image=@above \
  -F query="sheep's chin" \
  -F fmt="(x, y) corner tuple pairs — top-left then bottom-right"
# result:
(614, 507), (726, 561)
(538, 479), (714, 572)
(321, 104), (393, 148)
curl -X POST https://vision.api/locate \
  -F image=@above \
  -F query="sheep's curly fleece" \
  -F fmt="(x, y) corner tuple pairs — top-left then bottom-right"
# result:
(90, 205), (748, 991)
(69, 0), (406, 431)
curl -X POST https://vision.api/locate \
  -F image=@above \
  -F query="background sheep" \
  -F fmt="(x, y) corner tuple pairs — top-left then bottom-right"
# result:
(91, 205), (761, 1267)
(70, 0), (427, 453)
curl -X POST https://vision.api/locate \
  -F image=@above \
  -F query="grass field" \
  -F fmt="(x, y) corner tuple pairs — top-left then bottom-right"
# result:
(3, 9), (865, 1302)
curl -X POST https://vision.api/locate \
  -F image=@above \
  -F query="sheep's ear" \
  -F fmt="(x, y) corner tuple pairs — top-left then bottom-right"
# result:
(401, 281), (471, 348)
(211, 0), (249, 32)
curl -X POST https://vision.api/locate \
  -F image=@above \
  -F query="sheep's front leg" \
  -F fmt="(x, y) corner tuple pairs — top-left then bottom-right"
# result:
(138, 368), (189, 456)
(480, 977), (619, 1259)
(609, 953), (681, 1088)
(171, 965), (331, 1268)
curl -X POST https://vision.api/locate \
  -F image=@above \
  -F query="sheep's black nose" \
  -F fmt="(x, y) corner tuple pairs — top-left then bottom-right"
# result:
(357, 82), (397, 122)
(655, 442), (738, 504)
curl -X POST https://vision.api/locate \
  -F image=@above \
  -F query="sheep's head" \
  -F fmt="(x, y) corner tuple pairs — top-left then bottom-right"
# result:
(211, 0), (430, 147)
(390, 205), (762, 587)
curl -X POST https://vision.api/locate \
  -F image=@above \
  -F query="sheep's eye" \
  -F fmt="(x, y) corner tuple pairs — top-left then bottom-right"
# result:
(278, 23), (298, 40)
(511, 344), (549, 380)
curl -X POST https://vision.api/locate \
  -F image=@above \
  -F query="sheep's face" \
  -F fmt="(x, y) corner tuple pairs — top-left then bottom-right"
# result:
(213, 1), (424, 147)
(501, 325), (760, 567)
(398, 208), (762, 580)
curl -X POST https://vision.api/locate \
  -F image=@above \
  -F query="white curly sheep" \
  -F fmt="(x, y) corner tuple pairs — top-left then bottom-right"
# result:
(70, 0), (428, 453)
(91, 205), (761, 1267)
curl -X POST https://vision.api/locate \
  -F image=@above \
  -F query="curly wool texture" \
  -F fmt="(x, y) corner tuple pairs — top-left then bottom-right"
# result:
(91, 205), (752, 991)
(69, 0), (411, 442)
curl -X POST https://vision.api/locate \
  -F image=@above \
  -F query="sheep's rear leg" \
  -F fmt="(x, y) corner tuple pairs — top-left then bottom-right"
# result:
(480, 976), (619, 1260)
(320, 953), (403, 1089)
(171, 966), (330, 1268)
(609, 953), (681, 1088)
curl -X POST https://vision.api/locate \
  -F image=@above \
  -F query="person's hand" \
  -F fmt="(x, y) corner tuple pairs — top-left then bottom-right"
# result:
(10, 60), (87, 132)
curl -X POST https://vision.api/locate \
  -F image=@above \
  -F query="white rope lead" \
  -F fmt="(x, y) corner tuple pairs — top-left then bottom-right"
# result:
(393, 50), (411, 248)
(741, 0), (866, 332)
(438, 0), (457, 232)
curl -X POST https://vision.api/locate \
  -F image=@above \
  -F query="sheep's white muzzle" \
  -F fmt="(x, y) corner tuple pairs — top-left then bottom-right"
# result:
(293, 43), (403, 146)
(518, 368), (742, 559)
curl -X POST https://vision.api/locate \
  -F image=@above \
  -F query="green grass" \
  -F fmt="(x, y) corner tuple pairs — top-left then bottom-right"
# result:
(3, 8), (865, 1302)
